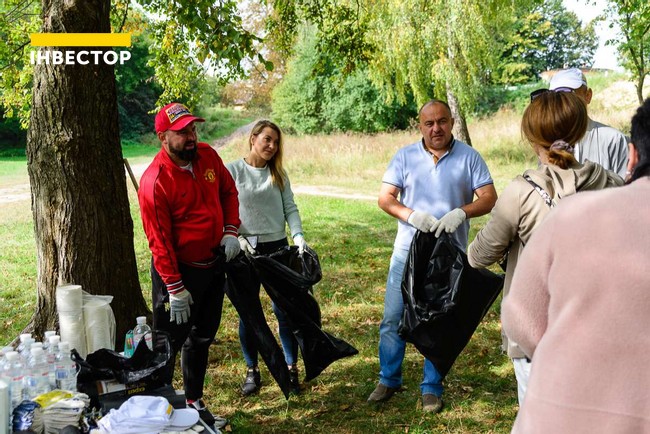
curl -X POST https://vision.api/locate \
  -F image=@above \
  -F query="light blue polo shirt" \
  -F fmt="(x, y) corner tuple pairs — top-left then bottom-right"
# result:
(382, 139), (493, 251)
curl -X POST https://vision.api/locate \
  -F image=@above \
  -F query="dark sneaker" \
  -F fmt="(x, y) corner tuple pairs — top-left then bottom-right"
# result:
(241, 366), (261, 396)
(187, 399), (228, 429)
(422, 393), (443, 413)
(289, 364), (301, 394)
(367, 383), (400, 403)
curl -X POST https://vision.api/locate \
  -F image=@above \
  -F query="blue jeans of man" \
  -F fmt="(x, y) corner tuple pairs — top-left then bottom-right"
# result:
(378, 248), (444, 396)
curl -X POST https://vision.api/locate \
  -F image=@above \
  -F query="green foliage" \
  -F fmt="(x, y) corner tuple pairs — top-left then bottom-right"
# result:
(137, 0), (267, 109)
(0, 109), (26, 150)
(496, 0), (597, 84)
(603, 0), (650, 103)
(473, 81), (545, 118)
(0, 0), (39, 128)
(272, 29), (416, 134)
(116, 32), (163, 139)
(269, 0), (373, 73)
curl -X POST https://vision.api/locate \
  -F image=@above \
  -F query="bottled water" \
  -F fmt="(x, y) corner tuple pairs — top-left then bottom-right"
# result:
(16, 335), (34, 361)
(55, 342), (77, 391)
(41, 331), (57, 352)
(46, 336), (61, 388)
(18, 338), (36, 363)
(133, 316), (153, 351)
(1, 351), (25, 409)
(25, 347), (50, 399)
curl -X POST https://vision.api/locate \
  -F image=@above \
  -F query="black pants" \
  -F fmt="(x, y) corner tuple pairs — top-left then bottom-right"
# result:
(151, 260), (225, 401)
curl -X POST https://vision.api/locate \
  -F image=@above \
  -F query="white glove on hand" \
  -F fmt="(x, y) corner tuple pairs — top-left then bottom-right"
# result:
(169, 290), (193, 325)
(220, 234), (241, 262)
(431, 208), (466, 237)
(407, 210), (438, 232)
(293, 233), (307, 254)
(238, 236), (256, 255)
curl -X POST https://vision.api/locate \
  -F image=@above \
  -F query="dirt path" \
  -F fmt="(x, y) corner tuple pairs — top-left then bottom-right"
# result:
(0, 160), (375, 204)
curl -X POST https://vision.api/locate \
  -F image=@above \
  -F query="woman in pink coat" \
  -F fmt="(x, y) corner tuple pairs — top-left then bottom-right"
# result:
(502, 98), (650, 433)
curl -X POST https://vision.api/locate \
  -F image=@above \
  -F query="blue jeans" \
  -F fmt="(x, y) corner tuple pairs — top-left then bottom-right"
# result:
(238, 238), (298, 368)
(239, 300), (298, 367)
(378, 248), (444, 396)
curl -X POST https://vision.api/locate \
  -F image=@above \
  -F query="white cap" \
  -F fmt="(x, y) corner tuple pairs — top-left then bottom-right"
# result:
(30, 347), (45, 357)
(5, 351), (19, 361)
(136, 316), (147, 324)
(549, 68), (587, 90)
(44, 331), (57, 338)
(49, 335), (61, 345)
(97, 396), (199, 434)
(20, 333), (32, 342)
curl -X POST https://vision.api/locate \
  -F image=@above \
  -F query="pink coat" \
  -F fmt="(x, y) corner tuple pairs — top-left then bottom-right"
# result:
(502, 178), (650, 433)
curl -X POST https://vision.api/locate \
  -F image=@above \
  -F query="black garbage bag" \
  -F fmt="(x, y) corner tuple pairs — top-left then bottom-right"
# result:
(76, 329), (172, 384)
(74, 330), (173, 408)
(398, 231), (503, 378)
(223, 253), (293, 399)
(250, 246), (358, 382)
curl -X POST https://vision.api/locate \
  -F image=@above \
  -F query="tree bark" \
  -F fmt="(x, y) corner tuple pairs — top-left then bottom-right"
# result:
(446, 89), (472, 146)
(636, 71), (644, 105)
(26, 0), (148, 347)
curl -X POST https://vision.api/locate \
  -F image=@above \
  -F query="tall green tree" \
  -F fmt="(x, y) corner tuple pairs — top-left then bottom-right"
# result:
(497, 0), (597, 84)
(603, 0), (650, 103)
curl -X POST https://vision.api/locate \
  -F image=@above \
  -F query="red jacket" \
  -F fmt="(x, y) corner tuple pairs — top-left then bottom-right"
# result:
(138, 142), (240, 294)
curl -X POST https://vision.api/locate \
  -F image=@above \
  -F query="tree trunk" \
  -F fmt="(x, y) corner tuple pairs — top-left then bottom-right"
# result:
(636, 71), (644, 105)
(26, 0), (148, 347)
(446, 89), (472, 146)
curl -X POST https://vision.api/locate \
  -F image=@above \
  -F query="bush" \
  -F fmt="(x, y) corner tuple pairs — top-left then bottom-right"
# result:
(272, 29), (416, 134)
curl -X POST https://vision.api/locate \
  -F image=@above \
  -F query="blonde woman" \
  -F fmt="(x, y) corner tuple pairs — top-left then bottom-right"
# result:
(226, 120), (307, 396)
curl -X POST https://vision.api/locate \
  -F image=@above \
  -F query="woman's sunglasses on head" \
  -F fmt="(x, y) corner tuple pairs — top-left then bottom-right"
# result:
(530, 87), (574, 102)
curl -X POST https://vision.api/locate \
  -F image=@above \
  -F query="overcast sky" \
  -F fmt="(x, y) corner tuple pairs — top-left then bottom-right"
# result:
(562, 0), (621, 70)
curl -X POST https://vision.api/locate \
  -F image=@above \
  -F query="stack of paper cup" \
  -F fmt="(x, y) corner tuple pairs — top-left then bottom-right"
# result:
(82, 293), (116, 353)
(56, 284), (87, 358)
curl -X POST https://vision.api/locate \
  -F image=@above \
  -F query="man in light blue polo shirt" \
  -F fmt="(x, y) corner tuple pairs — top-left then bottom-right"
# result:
(368, 99), (497, 413)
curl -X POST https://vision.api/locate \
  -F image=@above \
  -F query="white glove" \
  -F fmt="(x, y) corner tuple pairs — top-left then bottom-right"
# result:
(407, 210), (438, 232)
(220, 234), (241, 262)
(169, 290), (193, 324)
(238, 236), (256, 255)
(293, 233), (307, 254)
(431, 208), (466, 237)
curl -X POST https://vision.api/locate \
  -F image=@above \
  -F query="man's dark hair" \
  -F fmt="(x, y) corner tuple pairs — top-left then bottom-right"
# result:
(630, 98), (650, 182)
(419, 99), (452, 117)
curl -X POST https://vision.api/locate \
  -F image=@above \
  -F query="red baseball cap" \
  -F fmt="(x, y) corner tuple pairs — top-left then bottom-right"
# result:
(155, 102), (205, 133)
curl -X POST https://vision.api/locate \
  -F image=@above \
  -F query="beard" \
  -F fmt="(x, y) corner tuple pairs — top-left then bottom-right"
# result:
(171, 145), (197, 162)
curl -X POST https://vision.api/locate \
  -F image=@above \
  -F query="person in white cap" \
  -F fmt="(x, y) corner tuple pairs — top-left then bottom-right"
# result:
(549, 68), (628, 177)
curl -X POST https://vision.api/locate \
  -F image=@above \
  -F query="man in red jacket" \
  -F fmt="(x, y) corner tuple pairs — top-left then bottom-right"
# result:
(138, 102), (241, 428)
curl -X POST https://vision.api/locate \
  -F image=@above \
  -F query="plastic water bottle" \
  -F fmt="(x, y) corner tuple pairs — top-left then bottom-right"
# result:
(1, 351), (25, 409)
(16, 335), (34, 361)
(55, 342), (77, 391)
(133, 316), (153, 351)
(25, 347), (50, 399)
(41, 331), (57, 352)
(46, 336), (61, 388)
